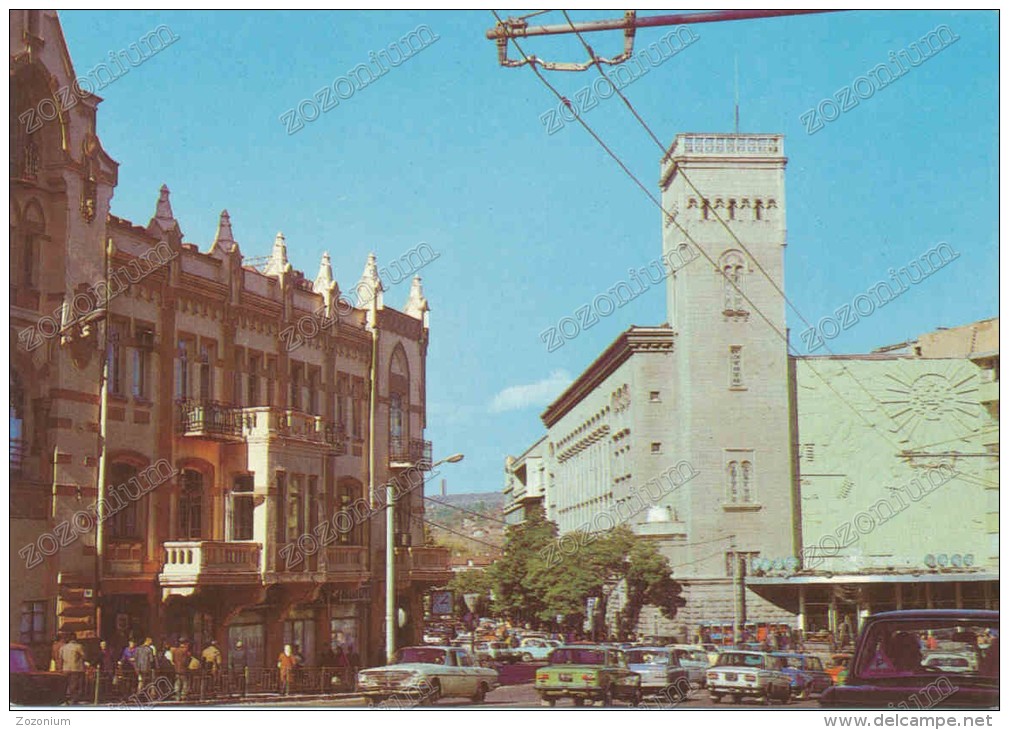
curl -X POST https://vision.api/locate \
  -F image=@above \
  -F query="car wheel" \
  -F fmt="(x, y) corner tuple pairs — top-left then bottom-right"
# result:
(732, 694), (743, 705)
(471, 682), (487, 705)
(573, 697), (585, 707)
(630, 688), (643, 707)
(421, 680), (440, 706)
(711, 693), (722, 704)
(542, 697), (556, 707)
(602, 685), (615, 707)
(762, 688), (772, 706)
(522, 653), (533, 663)
(797, 686), (808, 701)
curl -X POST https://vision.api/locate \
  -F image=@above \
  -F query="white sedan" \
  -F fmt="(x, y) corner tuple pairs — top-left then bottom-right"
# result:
(517, 638), (562, 662)
(357, 646), (499, 705)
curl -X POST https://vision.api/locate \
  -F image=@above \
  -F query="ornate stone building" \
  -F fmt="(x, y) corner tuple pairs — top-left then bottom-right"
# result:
(11, 9), (448, 668)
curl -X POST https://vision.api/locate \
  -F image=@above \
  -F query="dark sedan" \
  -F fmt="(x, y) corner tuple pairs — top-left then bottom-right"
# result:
(819, 610), (998, 709)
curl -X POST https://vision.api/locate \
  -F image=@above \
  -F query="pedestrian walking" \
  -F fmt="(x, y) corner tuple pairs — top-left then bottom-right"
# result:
(135, 637), (157, 691)
(60, 633), (86, 704)
(50, 634), (65, 672)
(170, 638), (192, 701)
(278, 644), (297, 695)
(201, 640), (222, 674)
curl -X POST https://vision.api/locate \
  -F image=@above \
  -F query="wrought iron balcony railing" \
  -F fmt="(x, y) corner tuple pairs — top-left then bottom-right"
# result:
(389, 437), (432, 467)
(176, 399), (244, 439)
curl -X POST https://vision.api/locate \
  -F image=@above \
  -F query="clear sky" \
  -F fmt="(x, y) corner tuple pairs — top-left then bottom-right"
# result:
(58, 10), (998, 494)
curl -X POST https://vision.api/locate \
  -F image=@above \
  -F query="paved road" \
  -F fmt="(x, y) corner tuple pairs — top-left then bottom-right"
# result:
(302, 682), (822, 709)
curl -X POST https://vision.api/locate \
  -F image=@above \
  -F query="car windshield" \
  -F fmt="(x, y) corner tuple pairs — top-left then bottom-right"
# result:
(717, 652), (765, 668)
(855, 619), (998, 680)
(395, 647), (448, 665)
(627, 650), (669, 665)
(675, 649), (708, 663)
(780, 655), (805, 670)
(805, 657), (824, 671)
(550, 648), (606, 665)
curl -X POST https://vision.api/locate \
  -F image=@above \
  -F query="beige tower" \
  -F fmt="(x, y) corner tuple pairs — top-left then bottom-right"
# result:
(659, 134), (795, 627)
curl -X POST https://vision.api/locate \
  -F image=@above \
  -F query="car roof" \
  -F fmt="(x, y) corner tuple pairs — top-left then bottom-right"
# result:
(868, 609), (998, 620)
(627, 646), (670, 652)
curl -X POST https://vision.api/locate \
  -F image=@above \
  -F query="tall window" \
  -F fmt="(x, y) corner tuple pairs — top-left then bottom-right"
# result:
(108, 324), (123, 396)
(199, 343), (214, 401)
(741, 461), (753, 502)
(726, 458), (754, 504)
(248, 354), (260, 406)
(176, 340), (191, 399)
(107, 463), (139, 538)
(290, 363), (302, 410)
(729, 346), (743, 388)
(352, 396), (362, 439)
(308, 369), (320, 414)
(179, 469), (204, 539)
(727, 461), (739, 503)
(231, 475), (255, 541)
(232, 349), (244, 407)
(390, 393), (404, 444)
(19, 601), (46, 644)
(132, 333), (150, 400)
(285, 474), (304, 542)
(336, 479), (364, 545)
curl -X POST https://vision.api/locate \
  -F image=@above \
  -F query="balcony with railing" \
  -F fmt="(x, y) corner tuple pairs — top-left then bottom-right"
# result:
(395, 546), (451, 583)
(389, 437), (432, 468)
(160, 541), (262, 595)
(176, 400), (244, 441)
(324, 545), (369, 580)
(240, 407), (347, 455)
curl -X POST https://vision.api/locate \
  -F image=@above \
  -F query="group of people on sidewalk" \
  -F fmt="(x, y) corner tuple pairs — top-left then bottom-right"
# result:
(49, 632), (359, 704)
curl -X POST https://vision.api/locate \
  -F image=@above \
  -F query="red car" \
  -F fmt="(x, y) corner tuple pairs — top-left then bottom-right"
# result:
(819, 610), (998, 709)
(10, 644), (68, 706)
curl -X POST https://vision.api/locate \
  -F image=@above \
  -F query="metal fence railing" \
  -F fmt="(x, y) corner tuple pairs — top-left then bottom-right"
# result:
(75, 666), (357, 705)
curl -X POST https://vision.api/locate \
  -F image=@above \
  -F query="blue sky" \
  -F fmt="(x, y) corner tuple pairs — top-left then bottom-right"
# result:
(59, 10), (998, 494)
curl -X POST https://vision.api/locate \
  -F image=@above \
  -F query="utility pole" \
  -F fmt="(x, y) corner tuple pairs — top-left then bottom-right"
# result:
(730, 535), (741, 645)
(93, 236), (112, 638)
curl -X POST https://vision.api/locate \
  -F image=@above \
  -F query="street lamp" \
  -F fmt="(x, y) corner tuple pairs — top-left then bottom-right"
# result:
(386, 452), (464, 663)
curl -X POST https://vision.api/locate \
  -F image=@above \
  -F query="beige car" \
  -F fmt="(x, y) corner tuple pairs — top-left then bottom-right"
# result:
(358, 646), (498, 705)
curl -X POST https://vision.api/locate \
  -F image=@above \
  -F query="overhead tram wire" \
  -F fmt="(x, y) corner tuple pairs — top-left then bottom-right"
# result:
(413, 514), (504, 552)
(490, 9), (911, 456)
(558, 11), (965, 455)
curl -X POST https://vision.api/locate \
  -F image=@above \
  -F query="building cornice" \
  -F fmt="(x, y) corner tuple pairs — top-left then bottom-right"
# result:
(541, 326), (675, 428)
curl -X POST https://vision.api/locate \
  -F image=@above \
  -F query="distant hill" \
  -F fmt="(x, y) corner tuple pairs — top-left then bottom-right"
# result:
(424, 491), (505, 563)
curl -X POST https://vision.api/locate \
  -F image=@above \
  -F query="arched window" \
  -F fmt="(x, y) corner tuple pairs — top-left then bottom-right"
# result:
(179, 469), (204, 539)
(727, 461), (739, 503)
(107, 462), (140, 538)
(719, 251), (746, 313)
(388, 346), (410, 451)
(741, 461), (753, 502)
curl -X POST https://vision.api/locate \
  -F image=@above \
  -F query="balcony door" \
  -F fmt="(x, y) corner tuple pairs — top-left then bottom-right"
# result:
(230, 474), (255, 541)
(178, 469), (204, 540)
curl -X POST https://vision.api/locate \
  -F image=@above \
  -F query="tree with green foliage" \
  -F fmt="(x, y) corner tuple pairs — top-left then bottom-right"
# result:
(486, 505), (557, 625)
(526, 525), (684, 638)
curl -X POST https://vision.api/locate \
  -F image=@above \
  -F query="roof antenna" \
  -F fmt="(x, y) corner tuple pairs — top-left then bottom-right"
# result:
(734, 54), (740, 134)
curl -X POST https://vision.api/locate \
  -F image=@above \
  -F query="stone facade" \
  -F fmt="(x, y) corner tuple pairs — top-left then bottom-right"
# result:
(10, 10), (447, 669)
(504, 132), (998, 637)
